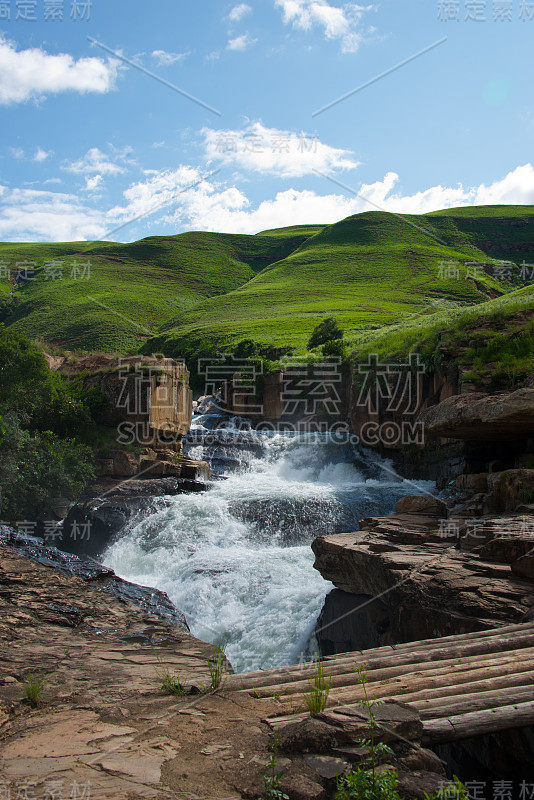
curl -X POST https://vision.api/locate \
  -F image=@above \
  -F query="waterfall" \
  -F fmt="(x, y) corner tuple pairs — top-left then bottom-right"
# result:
(103, 413), (434, 673)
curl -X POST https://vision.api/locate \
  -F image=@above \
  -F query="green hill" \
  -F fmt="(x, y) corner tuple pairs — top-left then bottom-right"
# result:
(0, 227), (321, 351)
(1, 206), (532, 359)
(152, 206), (533, 357)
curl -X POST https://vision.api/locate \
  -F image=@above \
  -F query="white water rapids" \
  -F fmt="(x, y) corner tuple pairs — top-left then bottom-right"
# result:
(103, 415), (434, 673)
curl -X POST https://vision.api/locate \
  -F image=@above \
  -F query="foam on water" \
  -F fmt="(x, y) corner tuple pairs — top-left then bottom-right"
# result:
(103, 420), (434, 672)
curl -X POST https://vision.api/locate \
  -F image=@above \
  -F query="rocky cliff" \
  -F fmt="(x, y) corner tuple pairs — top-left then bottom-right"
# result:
(313, 499), (534, 653)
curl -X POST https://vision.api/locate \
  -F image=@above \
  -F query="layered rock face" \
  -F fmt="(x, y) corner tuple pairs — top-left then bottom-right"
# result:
(419, 388), (534, 440)
(313, 501), (534, 653)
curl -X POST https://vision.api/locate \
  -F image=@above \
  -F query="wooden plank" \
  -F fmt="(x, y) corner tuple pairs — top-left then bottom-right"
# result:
(422, 701), (534, 745)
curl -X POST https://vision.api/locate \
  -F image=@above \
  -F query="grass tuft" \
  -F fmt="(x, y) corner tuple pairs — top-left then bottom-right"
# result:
(207, 639), (228, 691)
(303, 657), (331, 716)
(23, 672), (43, 707)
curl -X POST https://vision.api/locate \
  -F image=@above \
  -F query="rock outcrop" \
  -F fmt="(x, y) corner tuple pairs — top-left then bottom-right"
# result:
(0, 534), (452, 800)
(419, 388), (534, 440)
(313, 509), (534, 650)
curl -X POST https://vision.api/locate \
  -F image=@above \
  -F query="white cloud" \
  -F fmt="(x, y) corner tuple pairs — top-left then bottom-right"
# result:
(34, 147), (51, 162)
(83, 175), (103, 192)
(151, 50), (188, 66)
(64, 147), (127, 176)
(1, 162), (533, 243)
(10, 147), (24, 159)
(0, 188), (107, 241)
(274, 0), (373, 52)
(203, 122), (359, 177)
(0, 36), (119, 104)
(162, 163), (534, 234)
(474, 164), (534, 205)
(228, 3), (252, 22)
(227, 33), (257, 51)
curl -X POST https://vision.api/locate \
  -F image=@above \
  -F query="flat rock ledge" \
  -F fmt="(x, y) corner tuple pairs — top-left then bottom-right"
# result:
(419, 387), (534, 440)
(313, 509), (534, 648)
(0, 540), (450, 800)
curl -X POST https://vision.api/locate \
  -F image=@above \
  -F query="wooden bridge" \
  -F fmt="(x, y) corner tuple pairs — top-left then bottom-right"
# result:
(226, 622), (534, 746)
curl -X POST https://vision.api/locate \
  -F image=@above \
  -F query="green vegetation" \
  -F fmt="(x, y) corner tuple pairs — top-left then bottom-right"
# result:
(154, 660), (188, 696)
(347, 283), (534, 390)
(0, 228), (319, 352)
(207, 640), (228, 691)
(336, 666), (469, 800)
(258, 734), (289, 800)
(307, 316), (343, 350)
(154, 206), (531, 357)
(303, 657), (332, 715)
(1, 205), (532, 396)
(22, 672), (44, 708)
(258, 753), (290, 800)
(0, 326), (96, 521)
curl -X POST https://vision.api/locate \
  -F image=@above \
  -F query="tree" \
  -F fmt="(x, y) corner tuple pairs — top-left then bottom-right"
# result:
(307, 318), (343, 350)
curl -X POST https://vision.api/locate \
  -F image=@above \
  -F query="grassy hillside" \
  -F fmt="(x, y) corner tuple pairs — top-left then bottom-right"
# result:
(152, 207), (533, 357)
(1, 206), (532, 360)
(0, 227), (319, 351)
(348, 283), (534, 390)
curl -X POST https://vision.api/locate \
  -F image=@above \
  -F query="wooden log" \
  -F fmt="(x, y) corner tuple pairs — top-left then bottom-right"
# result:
(322, 651), (534, 705)
(366, 669), (534, 707)
(263, 653), (534, 714)
(230, 631), (534, 691)
(411, 684), (534, 719)
(321, 621), (534, 662)
(238, 646), (534, 699)
(229, 621), (534, 685)
(422, 701), (534, 745)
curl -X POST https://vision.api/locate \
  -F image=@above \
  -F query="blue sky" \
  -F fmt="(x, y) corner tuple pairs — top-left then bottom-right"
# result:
(0, 0), (532, 241)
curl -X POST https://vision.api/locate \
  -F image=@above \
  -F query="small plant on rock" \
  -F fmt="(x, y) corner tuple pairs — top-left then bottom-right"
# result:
(154, 659), (188, 696)
(303, 656), (331, 715)
(335, 665), (398, 800)
(258, 754), (290, 800)
(259, 735), (289, 800)
(22, 672), (43, 708)
(336, 667), (470, 800)
(207, 639), (228, 691)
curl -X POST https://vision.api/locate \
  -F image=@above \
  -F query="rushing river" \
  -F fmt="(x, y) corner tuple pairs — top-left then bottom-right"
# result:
(103, 414), (433, 673)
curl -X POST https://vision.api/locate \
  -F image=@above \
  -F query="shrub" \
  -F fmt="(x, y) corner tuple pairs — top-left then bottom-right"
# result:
(308, 317), (343, 350)
(0, 414), (95, 521)
(323, 338), (346, 358)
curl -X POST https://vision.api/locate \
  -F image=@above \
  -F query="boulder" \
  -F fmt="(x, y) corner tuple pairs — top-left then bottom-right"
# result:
(511, 548), (534, 580)
(317, 701), (423, 747)
(419, 388), (534, 440)
(312, 515), (534, 645)
(478, 537), (534, 564)
(303, 755), (350, 780)
(279, 775), (327, 800)
(397, 771), (452, 800)
(277, 718), (340, 754)
(394, 496), (448, 517)
(110, 450), (141, 477)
